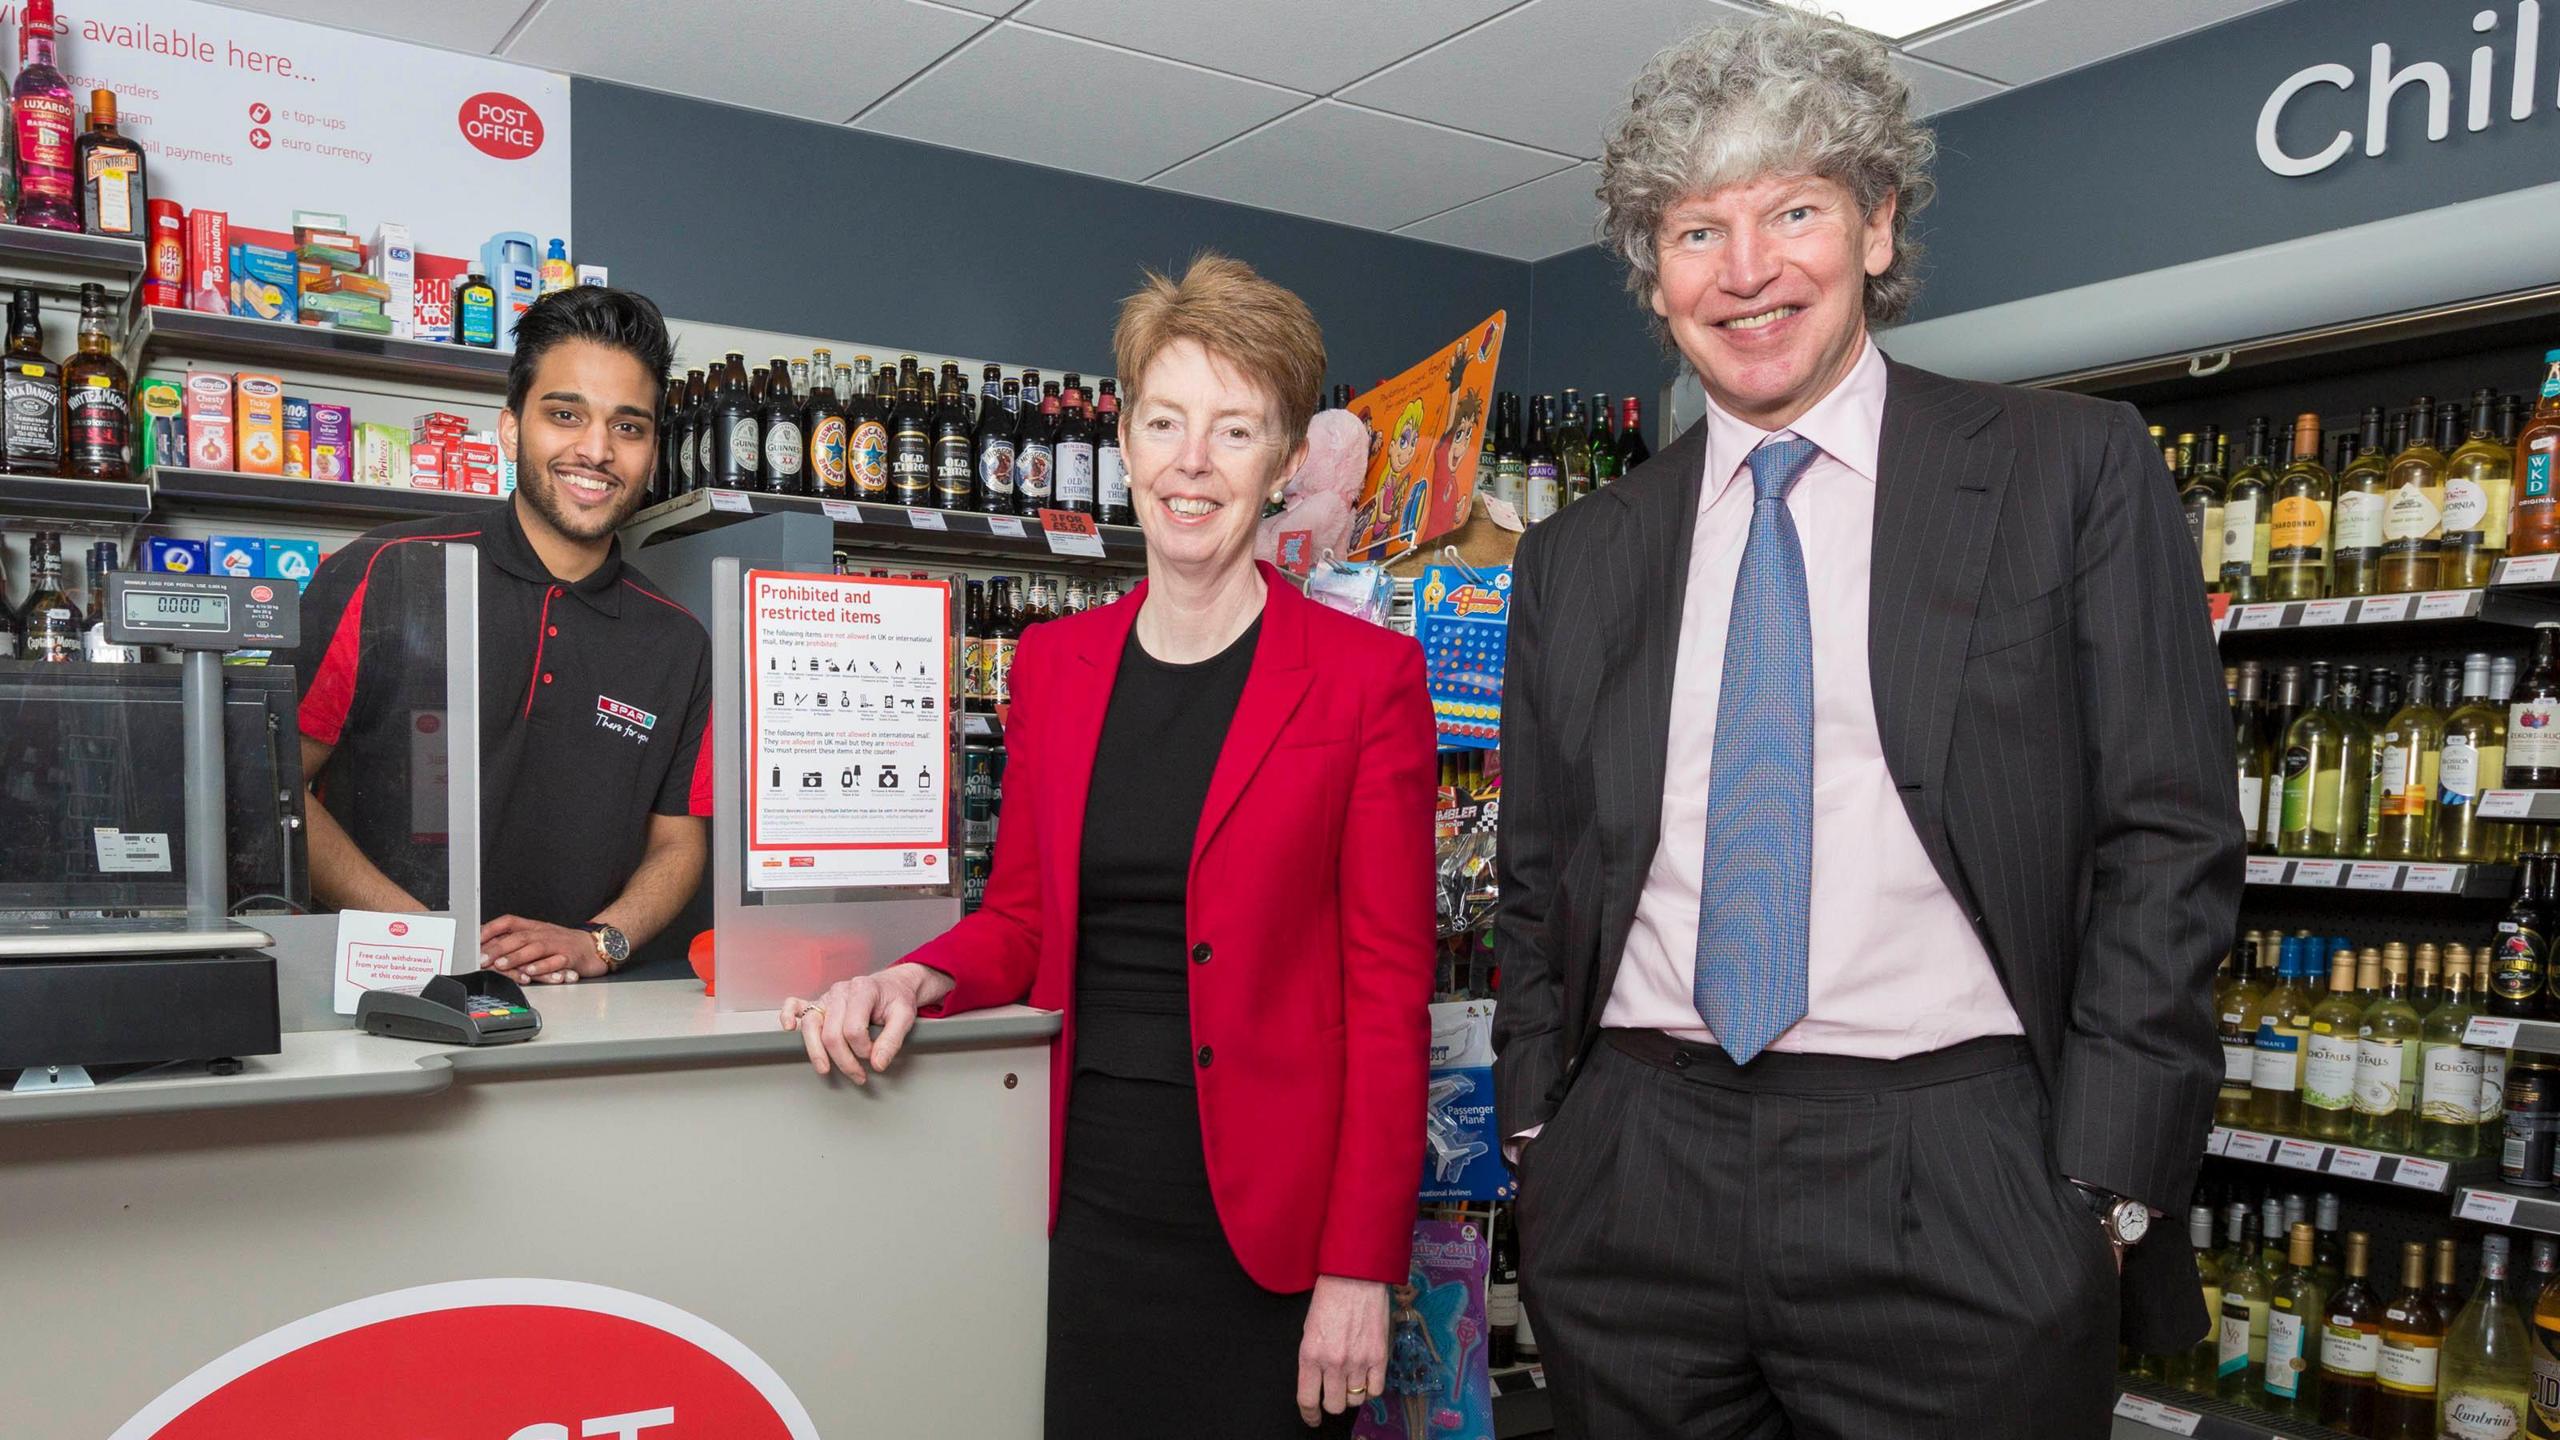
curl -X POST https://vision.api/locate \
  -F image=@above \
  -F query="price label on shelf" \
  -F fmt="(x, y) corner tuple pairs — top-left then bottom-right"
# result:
(2298, 599), (2353, 627)
(2391, 1157), (2450, 1191)
(2415, 590), (2476, 621)
(2345, 862), (2400, 891)
(2401, 864), (2460, 894)
(2459, 1189), (2522, 1225)
(2327, 1147), (2382, 1181)
(2356, 594), (2413, 623)
(2110, 1393), (2200, 1436)
(2468, 1016), (2522, 1049)
(905, 508), (947, 531)
(2481, 791), (2540, 820)
(2291, 860), (2345, 887)
(2224, 1131), (2276, 1164)
(2205, 1127), (2232, 1156)
(708, 489), (755, 514)
(2502, 553), (2560, 585)
(2231, 604), (2284, 631)
(1038, 508), (1107, 558)
(986, 515), (1027, 539)
(2274, 1138), (2326, 1170)
(2244, 857), (2289, 886)
(819, 499), (861, 524)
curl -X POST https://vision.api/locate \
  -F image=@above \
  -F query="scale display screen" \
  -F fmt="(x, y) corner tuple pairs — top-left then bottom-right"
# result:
(121, 588), (232, 632)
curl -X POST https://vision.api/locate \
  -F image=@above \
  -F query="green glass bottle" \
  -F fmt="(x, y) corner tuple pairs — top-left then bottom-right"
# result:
(2300, 948), (2365, 1141)
(2355, 943), (2424, 1151)
(2417, 960), (2484, 1157)
(2281, 664), (2372, 857)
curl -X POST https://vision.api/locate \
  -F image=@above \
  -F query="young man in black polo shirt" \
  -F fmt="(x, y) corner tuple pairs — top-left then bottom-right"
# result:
(290, 286), (710, 982)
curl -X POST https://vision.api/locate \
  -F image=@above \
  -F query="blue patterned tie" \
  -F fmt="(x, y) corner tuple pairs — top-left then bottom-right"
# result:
(1694, 435), (1819, 1063)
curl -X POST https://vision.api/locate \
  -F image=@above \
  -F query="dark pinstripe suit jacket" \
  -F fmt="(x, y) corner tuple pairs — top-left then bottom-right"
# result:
(1490, 358), (2245, 1349)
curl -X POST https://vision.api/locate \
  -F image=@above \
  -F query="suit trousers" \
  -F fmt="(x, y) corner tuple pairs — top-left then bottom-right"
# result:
(1516, 1030), (2118, 1439)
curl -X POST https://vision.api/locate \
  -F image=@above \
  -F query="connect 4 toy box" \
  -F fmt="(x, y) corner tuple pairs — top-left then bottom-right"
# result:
(1414, 564), (1509, 751)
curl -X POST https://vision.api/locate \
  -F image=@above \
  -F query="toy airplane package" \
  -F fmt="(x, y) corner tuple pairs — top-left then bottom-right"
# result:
(1421, 1000), (1511, 1202)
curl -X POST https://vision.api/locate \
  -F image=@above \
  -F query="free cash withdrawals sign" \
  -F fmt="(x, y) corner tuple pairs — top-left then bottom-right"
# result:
(746, 571), (952, 892)
(15, 0), (569, 258)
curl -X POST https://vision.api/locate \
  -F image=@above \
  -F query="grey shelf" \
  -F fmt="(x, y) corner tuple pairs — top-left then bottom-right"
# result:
(2480, 789), (2560, 823)
(2465, 1013), (2560, 1056)
(149, 467), (502, 524)
(0, 224), (146, 285)
(2206, 1125), (2493, 1193)
(2114, 1377), (2356, 1440)
(2240, 855), (2515, 897)
(124, 305), (511, 391)
(2449, 1183), (2560, 1236)
(621, 487), (1149, 570)
(0, 472), (151, 521)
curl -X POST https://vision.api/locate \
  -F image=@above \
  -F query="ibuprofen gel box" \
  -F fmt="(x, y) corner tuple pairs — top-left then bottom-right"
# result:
(183, 371), (234, 471)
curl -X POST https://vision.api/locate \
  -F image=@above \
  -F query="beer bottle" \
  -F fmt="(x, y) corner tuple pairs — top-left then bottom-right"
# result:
(653, 377), (683, 503)
(988, 576), (1020, 706)
(889, 356), (932, 507)
(759, 358), (804, 495)
(1054, 386), (1096, 517)
(848, 357), (889, 500)
(974, 364), (1015, 515)
(708, 353), (757, 492)
(2513, 624), (2560, 789)
(805, 347), (847, 500)
(1014, 374), (1056, 516)
(1096, 379), (1131, 526)
(2495, 855), (2550, 1019)
(934, 367), (975, 511)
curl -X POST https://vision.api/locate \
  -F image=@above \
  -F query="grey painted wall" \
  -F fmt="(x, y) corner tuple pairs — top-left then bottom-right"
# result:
(570, 80), (1536, 403)
(1913, 0), (2560, 322)
(1526, 244), (1683, 423)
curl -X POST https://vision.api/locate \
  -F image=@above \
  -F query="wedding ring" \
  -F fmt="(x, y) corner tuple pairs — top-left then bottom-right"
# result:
(1349, 1386), (1368, 1397)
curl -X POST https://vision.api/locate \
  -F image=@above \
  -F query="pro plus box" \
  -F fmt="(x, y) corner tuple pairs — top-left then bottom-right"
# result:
(234, 373), (286, 475)
(182, 371), (234, 470)
(309, 404), (352, 482)
(143, 536), (206, 573)
(209, 535), (264, 578)
(183, 209), (228, 314)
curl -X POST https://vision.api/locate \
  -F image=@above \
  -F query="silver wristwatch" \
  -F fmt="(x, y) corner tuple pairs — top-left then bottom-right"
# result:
(2068, 1179), (2150, 1247)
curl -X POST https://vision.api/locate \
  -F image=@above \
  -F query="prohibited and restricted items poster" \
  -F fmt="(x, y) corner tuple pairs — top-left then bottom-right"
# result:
(746, 571), (952, 891)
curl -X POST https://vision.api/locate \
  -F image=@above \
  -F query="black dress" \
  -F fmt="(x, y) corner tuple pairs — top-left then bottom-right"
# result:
(1044, 616), (1352, 1440)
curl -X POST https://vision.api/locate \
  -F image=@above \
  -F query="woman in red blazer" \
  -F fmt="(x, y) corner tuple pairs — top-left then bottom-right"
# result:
(784, 255), (1436, 1439)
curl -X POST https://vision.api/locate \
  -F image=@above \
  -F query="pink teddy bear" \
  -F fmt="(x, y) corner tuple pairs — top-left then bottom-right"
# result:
(1256, 408), (1372, 576)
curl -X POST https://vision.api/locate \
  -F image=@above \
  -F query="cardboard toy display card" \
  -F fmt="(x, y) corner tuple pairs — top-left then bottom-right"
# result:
(1354, 1217), (1494, 1440)
(1421, 1001), (1510, 1202)
(1415, 564), (1510, 750)
(1343, 314), (1506, 564)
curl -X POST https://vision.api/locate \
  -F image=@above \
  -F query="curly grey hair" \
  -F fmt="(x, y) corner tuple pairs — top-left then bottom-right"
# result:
(1598, 9), (1937, 326)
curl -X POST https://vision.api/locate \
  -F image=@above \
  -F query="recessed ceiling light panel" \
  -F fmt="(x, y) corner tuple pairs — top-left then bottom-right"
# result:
(1769, 0), (2010, 42)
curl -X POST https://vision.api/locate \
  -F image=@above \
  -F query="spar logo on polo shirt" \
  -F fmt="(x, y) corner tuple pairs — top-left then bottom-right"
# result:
(596, 693), (659, 744)
(113, 1278), (816, 1438)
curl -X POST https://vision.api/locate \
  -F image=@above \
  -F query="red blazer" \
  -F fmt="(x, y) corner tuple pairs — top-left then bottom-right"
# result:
(912, 563), (1437, 1291)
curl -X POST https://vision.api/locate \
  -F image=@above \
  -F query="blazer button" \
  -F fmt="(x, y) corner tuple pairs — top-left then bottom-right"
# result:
(1190, 942), (1212, 965)
(1196, 1045), (1214, 1069)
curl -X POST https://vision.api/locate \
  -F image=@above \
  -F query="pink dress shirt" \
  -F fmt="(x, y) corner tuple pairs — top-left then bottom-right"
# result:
(1602, 341), (2023, 1056)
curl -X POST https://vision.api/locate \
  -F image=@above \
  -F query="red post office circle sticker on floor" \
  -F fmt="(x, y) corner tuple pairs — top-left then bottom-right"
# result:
(113, 1279), (818, 1439)
(458, 91), (545, 160)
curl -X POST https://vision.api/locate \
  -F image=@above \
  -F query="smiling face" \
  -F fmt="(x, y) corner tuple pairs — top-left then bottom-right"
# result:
(1650, 173), (1895, 432)
(1124, 337), (1304, 583)
(498, 337), (661, 548)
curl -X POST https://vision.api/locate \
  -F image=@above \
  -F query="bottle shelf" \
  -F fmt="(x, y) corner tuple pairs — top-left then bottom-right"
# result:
(0, 224), (146, 288)
(123, 305), (512, 391)
(148, 467), (503, 523)
(2463, 1013), (2560, 1055)
(2218, 590), (2484, 634)
(0, 472), (153, 521)
(620, 487), (1149, 570)
(2114, 1376), (2356, 1440)
(2240, 856), (2514, 896)
(2449, 1184), (2560, 1234)
(2480, 790), (2560, 822)
(2205, 1126), (2492, 1193)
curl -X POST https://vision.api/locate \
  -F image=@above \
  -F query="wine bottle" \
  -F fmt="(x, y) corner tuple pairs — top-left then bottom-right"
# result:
(2444, 1235), (2533, 1439)
(2375, 1240), (2444, 1439)
(2317, 1230), (2383, 1432)
(2356, 943), (2424, 1151)
(2263, 1221), (2328, 1413)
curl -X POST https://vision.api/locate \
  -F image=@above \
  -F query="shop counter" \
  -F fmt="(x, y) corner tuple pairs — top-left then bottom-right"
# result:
(1, 981), (1060, 1437)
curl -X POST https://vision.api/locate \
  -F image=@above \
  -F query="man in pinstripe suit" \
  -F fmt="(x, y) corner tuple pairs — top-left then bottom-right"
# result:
(1490, 12), (2243, 1436)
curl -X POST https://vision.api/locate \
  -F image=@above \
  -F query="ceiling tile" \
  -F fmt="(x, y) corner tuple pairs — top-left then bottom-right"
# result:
(1905, 0), (2291, 87)
(1010, 0), (1516, 93)
(1397, 162), (1602, 261)
(1340, 0), (1761, 158)
(1894, 54), (2005, 117)
(853, 23), (1309, 182)
(506, 0), (988, 123)
(934, 0), (1014, 12)
(1152, 101), (1575, 231)
(209, 0), (538, 53)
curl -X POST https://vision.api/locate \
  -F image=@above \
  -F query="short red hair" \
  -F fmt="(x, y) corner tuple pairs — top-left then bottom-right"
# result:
(1113, 253), (1325, 452)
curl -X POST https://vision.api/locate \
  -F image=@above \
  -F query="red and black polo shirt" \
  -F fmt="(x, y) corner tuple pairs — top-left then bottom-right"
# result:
(288, 498), (713, 928)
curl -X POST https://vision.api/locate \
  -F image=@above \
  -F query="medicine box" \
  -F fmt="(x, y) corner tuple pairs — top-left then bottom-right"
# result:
(309, 404), (352, 483)
(209, 535), (264, 578)
(354, 422), (407, 487)
(234, 373), (286, 475)
(183, 209), (228, 314)
(265, 539), (320, 588)
(228, 242), (295, 322)
(283, 398), (311, 479)
(183, 371), (234, 471)
(371, 222), (415, 339)
(136, 377), (184, 471)
(143, 537), (206, 574)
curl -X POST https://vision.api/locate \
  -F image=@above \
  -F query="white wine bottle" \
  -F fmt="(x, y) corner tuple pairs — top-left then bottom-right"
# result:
(2442, 1234), (2532, 1438)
